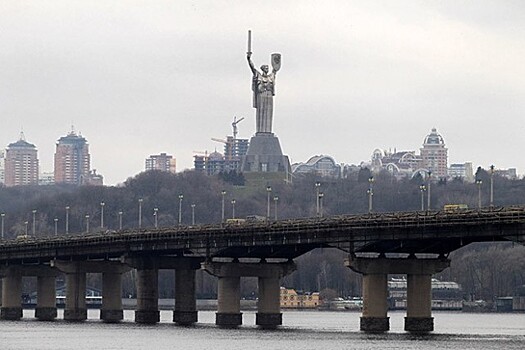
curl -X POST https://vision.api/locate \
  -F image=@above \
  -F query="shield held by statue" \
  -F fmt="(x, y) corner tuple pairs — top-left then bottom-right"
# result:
(271, 53), (281, 72)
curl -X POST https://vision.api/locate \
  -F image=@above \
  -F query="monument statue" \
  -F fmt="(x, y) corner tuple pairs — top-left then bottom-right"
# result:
(242, 31), (290, 179)
(247, 30), (281, 134)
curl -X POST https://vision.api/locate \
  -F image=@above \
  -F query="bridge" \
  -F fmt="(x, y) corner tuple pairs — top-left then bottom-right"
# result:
(0, 206), (524, 332)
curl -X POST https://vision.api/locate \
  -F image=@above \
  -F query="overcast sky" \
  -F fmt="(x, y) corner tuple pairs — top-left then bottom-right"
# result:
(1, 1), (524, 185)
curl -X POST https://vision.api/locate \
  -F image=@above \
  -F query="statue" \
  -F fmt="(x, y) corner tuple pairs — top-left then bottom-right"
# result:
(247, 30), (281, 134)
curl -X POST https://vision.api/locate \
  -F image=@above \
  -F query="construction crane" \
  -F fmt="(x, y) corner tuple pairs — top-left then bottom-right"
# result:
(232, 116), (244, 140)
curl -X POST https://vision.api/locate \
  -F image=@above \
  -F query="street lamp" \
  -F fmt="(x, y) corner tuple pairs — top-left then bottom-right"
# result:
(191, 204), (196, 225)
(178, 194), (184, 225)
(32, 209), (37, 236)
(315, 182), (321, 217)
(65, 206), (70, 234)
(231, 199), (236, 219)
(266, 186), (272, 220)
(85, 214), (90, 233)
(319, 192), (324, 217)
(368, 177), (374, 213)
(118, 211), (123, 230)
(1, 213), (5, 240)
(221, 190), (226, 223)
(138, 198), (143, 228)
(273, 196), (279, 220)
(490, 165), (495, 208)
(419, 184), (427, 211)
(476, 179), (483, 209)
(153, 208), (158, 228)
(54, 218), (58, 236)
(100, 202), (105, 229)
(427, 171), (432, 210)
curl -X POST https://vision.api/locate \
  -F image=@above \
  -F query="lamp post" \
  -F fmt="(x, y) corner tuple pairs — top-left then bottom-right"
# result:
(266, 186), (272, 220)
(100, 202), (105, 229)
(490, 165), (495, 208)
(476, 179), (483, 209)
(427, 171), (432, 210)
(1, 213), (5, 240)
(118, 211), (123, 230)
(419, 185), (426, 211)
(32, 209), (37, 236)
(273, 196), (279, 220)
(221, 190), (226, 223)
(85, 214), (90, 234)
(138, 198), (143, 228)
(319, 192), (324, 217)
(54, 218), (58, 236)
(178, 194), (184, 225)
(153, 208), (158, 228)
(191, 204), (196, 225)
(315, 182), (321, 217)
(65, 206), (70, 234)
(231, 199), (236, 219)
(368, 177), (374, 213)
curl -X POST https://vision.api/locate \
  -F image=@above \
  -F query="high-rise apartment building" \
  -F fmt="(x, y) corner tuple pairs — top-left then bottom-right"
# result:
(54, 130), (90, 185)
(4, 132), (39, 186)
(145, 153), (176, 173)
(420, 128), (448, 179)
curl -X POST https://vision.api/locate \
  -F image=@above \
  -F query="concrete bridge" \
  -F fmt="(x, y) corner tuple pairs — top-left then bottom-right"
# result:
(1, 206), (524, 332)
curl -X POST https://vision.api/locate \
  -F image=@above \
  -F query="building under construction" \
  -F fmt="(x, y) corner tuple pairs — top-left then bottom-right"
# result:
(194, 117), (249, 175)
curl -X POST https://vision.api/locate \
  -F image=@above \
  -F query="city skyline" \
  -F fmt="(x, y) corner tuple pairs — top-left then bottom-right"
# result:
(1, 1), (524, 185)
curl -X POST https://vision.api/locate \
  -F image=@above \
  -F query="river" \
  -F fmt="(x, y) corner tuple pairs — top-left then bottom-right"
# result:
(2, 310), (524, 350)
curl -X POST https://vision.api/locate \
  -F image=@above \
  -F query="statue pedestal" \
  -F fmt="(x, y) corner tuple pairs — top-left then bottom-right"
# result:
(241, 133), (291, 175)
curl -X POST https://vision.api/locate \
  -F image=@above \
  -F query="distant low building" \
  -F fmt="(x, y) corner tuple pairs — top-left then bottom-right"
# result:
(145, 153), (176, 173)
(495, 168), (518, 180)
(39, 171), (55, 186)
(292, 155), (341, 178)
(448, 162), (474, 182)
(280, 287), (320, 309)
(388, 277), (462, 310)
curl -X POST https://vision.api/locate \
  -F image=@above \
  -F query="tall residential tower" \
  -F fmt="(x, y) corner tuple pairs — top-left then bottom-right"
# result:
(4, 132), (39, 186)
(54, 130), (90, 185)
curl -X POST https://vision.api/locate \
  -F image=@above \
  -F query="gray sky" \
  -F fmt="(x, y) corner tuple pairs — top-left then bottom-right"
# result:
(1, 1), (524, 185)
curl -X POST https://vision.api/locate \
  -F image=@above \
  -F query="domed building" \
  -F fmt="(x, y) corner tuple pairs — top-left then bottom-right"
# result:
(420, 128), (448, 179)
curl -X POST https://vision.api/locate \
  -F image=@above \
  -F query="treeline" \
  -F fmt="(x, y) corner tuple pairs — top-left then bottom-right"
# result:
(1, 169), (525, 300)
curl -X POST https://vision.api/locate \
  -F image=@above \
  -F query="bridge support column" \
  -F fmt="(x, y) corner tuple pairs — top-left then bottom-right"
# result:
(64, 271), (87, 321)
(1, 268), (22, 320)
(135, 268), (159, 324)
(256, 276), (282, 328)
(360, 273), (389, 332)
(35, 276), (57, 321)
(101, 271), (124, 323)
(346, 256), (450, 333)
(204, 260), (296, 328)
(174, 268), (198, 325)
(216, 276), (242, 326)
(405, 273), (433, 333)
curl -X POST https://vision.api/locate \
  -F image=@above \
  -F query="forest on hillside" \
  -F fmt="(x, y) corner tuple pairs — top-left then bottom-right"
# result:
(1, 168), (525, 301)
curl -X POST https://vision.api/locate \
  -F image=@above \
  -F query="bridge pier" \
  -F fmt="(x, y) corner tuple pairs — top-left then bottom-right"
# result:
(101, 271), (125, 323)
(405, 273), (433, 332)
(361, 273), (389, 332)
(204, 260), (296, 328)
(64, 269), (87, 321)
(135, 268), (160, 324)
(174, 267), (198, 325)
(0, 267), (22, 320)
(35, 275), (57, 321)
(346, 256), (449, 333)
(53, 260), (131, 322)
